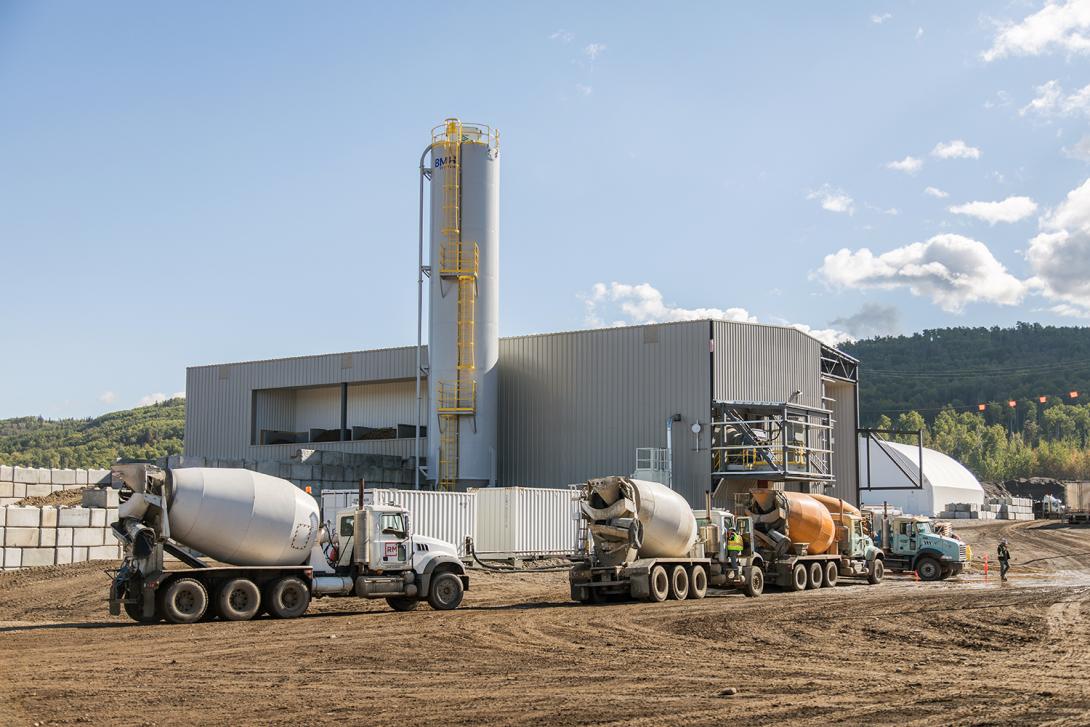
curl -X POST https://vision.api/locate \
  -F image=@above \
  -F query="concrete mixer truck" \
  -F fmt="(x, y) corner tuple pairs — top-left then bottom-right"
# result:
(568, 476), (883, 603)
(107, 463), (468, 624)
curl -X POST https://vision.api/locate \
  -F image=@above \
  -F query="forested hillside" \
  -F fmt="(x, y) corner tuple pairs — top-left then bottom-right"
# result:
(0, 399), (184, 468)
(845, 323), (1090, 481)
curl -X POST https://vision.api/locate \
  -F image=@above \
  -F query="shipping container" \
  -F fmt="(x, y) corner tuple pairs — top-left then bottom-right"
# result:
(472, 486), (579, 557)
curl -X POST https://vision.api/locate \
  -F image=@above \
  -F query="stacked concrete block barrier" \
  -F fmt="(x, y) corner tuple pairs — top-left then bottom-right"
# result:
(1, 487), (120, 570)
(938, 497), (1035, 521)
(0, 465), (111, 506)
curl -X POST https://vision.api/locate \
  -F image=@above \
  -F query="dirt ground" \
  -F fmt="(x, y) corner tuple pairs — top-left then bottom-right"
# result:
(2, 520), (1089, 726)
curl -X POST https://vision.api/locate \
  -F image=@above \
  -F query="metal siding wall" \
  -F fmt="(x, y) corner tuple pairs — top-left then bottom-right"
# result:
(825, 380), (859, 504)
(497, 321), (711, 506)
(184, 346), (423, 460)
(294, 386), (341, 433)
(712, 322), (823, 408)
(346, 380), (422, 429)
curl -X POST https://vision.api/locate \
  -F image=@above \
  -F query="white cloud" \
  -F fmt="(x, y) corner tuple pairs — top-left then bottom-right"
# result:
(948, 196), (1038, 224)
(916, 26), (925, 39)
(886, 155), (923, 174)
(983, 0), (1090, 62)
(1019, 79), (1090, 117)
(1026, 178), (1090, 316)
(815, 234), (1027, 312)
(98, 391), (116, 404)
(807, 184), (854, 214)
(924, 186), (949, 198)
(871, 13), (892, 24)
(931, 139), (981, 159)
(575, 83), (593, 97)
(1064, 134), (1090, 160)
(583, 43), (606, 61)
(831, 303), (902, 338)
(581, 282), (849, 346)
(137, 392), (185, 407)
(549, 29), (574, 43)
(983, 90), (1012, 110)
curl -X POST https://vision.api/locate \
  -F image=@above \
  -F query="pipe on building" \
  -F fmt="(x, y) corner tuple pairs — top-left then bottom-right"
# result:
(415, 143), (438, 490)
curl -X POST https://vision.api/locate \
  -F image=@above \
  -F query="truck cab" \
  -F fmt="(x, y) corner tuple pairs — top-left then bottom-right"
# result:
(329, 504), (468, 610)
(880, 515), (967, 581)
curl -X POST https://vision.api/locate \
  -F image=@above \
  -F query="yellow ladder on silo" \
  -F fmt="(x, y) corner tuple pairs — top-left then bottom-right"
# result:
(436, 119), (478, 492)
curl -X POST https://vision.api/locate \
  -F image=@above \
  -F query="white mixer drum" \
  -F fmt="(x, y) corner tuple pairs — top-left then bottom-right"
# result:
(168, 468), (319, 566)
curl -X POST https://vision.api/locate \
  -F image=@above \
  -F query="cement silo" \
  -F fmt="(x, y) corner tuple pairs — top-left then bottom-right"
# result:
(426, 119), (499, 489)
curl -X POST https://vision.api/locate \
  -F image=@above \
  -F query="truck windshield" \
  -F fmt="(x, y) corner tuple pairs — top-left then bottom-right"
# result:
(915, 522), (933, 535)
(340, 515), (355, 537)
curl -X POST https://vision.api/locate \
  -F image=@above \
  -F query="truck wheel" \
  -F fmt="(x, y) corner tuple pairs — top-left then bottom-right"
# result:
(787, 563), (808, 592)
(916, 557), (942, 582)
(266, 576), (311, 619)
(387, 597), (420, 612)
(807, 562), (824, 590)
(688, 566), (708, 599)
(743, 566), (764, 597)
(648, 565), (669, 602)
(823, 561), (838, 588)
(123, 598), (159, 624)
(218, 578), (261, 621)
(159, 578), (208, 624)
(668, 565), (690, 600)
(867, 558), (884, 584)
(428, 572), (464, 610)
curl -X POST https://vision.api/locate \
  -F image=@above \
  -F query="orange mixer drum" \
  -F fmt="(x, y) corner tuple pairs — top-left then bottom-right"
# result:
(750, 489), (836, 555)
(808, 492), (861, 519)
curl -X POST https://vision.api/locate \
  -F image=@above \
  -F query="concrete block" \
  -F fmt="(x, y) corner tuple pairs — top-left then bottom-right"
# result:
(58, 507), (91, 527)
(87, 545), (118, 560)
(256, 461), (280, 476)
(106, 508), (118, 524)
(56, 527), (73, 547)
(0, 482), (11, 499)
(88, 469), (111, 484)
(6, 507), (41, 528)
(39, 506), (57, 528)
(320, 465), (345, 482)
(279, 464), (293, 480)
(321, 451), (343, 466)
(0, 507), (4, 526)
(25, 484), (50, 498)
(55, 547), (73, 565)
(36, 467), (50, 484)
(73, 528), (104, 546)
(81, 488), (119, 508)
(90, 509), (106, 527)
(13, 467), (37, 484)
(291, 464), (314, 480)
(37, 528), (56, 547)
(955, 512), (969, 519)
(5, 528), (39, 547)
(12, 483), (25, 498)
(4, 548), (21, 568)
(51, 469), (76, 486)
(22, 548), (55, 567)
(72, 547), (88, 563)
(0, 465), (12, 482)
(76, 469), (88, 485)
(0, 498), (18, 507)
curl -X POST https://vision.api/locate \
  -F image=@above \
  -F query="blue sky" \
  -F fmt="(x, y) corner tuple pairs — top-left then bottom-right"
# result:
(3, 1), (1090, 418)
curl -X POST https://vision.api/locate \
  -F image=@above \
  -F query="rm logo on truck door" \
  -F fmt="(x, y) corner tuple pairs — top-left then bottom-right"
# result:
(384, 543), (398, 559)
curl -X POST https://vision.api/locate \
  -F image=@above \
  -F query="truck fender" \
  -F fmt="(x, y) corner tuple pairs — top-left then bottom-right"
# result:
(913, 549), (945, 567)
(418, 554), (468, 595)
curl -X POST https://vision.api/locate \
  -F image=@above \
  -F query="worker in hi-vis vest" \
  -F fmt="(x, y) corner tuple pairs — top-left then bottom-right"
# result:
(726, 528), (744, 571)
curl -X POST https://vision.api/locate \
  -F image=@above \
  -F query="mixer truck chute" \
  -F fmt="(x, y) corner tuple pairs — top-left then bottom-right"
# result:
(569, 476), (883, 603)
(108, 464), (468, 624)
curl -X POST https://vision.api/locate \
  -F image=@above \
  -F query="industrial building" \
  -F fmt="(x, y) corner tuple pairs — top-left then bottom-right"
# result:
(183, 119), (863, 507)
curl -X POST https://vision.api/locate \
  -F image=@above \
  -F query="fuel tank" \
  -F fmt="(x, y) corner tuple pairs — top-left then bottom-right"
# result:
(164, 468), (319, 566)
(749, 489), (835, 555)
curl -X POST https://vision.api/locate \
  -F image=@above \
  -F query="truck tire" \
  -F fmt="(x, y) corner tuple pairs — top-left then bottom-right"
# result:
(428, 572), (464, 610)
(823, 561), (838, 588)
(786, 563), (808, 592)
(668, 565), (690, 600)
(123, 598), (159, 624)
(159, 578), (208, 624)
(217, 578), (261, 621)
(916, 556), (942, 582)
(648, 565), (670, 602)
(867, 558), (884, 584)
(387, 597), (420, 612)
(266, 576), (311, 619)
(807, 562), (824, 589)
(742, 565), (764, 597)
(688, 566), (708, 599)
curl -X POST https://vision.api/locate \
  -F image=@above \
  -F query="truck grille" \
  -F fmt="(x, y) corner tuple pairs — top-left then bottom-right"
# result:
(959, 544), (967, 561)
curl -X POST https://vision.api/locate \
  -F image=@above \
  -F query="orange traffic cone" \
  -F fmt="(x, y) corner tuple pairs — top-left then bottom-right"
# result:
(983, 554), (989, 579)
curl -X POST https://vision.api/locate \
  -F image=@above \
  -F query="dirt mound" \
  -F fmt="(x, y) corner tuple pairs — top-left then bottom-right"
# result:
(14, 486), (89, 507)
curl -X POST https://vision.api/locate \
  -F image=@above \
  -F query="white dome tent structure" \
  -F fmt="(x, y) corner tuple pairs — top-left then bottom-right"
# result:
(857, 434), (985, 516)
